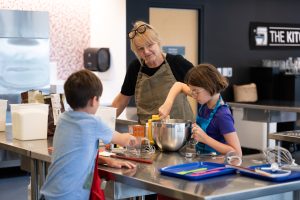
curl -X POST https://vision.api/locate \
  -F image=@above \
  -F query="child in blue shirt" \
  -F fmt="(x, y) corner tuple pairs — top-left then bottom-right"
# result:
(159, 64), (242, 156)
(40, 70), (136, 200)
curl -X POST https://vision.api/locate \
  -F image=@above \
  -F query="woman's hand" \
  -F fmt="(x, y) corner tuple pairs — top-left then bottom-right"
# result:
(191, 123), (207, 143)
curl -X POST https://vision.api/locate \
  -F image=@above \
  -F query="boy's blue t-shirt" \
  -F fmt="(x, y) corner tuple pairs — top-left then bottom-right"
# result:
(40, 111), (113, 200)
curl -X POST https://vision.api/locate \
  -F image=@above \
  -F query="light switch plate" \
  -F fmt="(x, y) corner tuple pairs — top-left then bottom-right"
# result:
(222, 68), (228, 76)
(227, 67), (232, 77)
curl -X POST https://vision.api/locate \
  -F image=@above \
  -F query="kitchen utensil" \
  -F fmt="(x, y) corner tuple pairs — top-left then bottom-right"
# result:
(224, 151), (242, 166)
(179, 137), (198, 158)
(261, 162), (280, 172)
(198, 152), (217, 157)
(177, 166), (227, 175)
(125, 137), (155, 157)
(110, 153), (153, 164)
(152, 119), (191, 151)
(263, 146), (300, 171)
(190, 169), (222, 176)
(177, 167), (207, 175)
(226, 164), (291, 178)
(281, 165), (300, 171)
(140, 138), (156, 154)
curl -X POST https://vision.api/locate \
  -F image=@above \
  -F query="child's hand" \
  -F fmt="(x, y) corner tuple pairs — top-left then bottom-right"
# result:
(100, 156), (136, 169)
(158, 102), (172, 119)
(106, 159), (136, 169)
(123, 133), (137, 147)
(191, 123), (206, 143)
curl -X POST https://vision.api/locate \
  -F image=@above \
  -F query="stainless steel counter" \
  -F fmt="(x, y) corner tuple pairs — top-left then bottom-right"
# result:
(116, 107), (138, 124)
(116, 107), (139, 132)
(2, 125), (300, 200)
(98, 152), (300, 200)
(0, 126), (52, 163)
(228, 101), (300, 113)
(0, 126), (52, 200)
(268, 130), (300, 150)
(228, 101), (300, 148)
(0, 126), (39, 157)
(228, 101), (298, 123)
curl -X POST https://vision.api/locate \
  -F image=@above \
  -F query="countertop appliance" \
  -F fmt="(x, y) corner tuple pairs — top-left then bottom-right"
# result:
(0, 10), (50, 94)
(0, 9), (50, 168)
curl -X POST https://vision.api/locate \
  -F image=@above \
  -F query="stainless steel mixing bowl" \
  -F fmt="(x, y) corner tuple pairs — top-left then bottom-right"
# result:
(152, 119), (191, 151)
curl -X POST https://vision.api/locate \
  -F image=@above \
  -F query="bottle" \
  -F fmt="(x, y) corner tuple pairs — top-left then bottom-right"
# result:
(148, 119), (154, 145)
(148, 115), (160, 145)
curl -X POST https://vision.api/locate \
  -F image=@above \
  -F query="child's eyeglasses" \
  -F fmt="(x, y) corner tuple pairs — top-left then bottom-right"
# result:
(128, 24), (151, 39)
(191, 89), (204, 97)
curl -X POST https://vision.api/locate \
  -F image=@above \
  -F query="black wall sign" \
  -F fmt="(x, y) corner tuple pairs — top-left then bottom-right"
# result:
(249, 22), (300, 49)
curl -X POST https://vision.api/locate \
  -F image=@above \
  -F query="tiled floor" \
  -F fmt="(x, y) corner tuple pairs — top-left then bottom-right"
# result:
(0, 167), (29, 200)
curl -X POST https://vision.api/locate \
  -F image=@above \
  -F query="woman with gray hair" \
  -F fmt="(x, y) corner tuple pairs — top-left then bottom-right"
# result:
(112, 21), (194, 124)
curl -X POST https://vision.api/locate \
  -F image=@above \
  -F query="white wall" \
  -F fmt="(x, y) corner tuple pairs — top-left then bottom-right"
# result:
(90, 0), (126, 105)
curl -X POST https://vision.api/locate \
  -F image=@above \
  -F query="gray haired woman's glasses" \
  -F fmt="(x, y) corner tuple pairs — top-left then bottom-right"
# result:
(128, 24), (151, 39)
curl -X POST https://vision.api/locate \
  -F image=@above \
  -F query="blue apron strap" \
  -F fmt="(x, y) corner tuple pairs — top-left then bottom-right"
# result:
(195, 95), (224, 155)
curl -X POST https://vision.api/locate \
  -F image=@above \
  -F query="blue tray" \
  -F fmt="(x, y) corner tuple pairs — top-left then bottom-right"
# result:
(239, 164), (300, 182)
(160, 162), (236, 181)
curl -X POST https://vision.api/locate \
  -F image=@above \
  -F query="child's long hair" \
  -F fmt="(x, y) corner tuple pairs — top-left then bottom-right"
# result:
(185, 63), (228, 95)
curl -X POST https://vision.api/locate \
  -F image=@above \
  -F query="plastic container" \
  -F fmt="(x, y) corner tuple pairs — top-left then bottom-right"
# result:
(128, 125), (145, 137)
(0, 99), (8, 131)
(95, 106), (116, 130)
(11, 103), (49, 140)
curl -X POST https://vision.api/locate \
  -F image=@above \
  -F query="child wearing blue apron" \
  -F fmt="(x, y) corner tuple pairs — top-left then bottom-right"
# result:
(159, 63), (242, 156)
(195, 95), (230, 154)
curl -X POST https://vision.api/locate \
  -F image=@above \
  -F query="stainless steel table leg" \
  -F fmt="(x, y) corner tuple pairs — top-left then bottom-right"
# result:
(31, 158), (39, 200)
(266, 110), (270, 148)
(278, 140), (282, 147)
(38, 160), (47, 188)
(293, 190), (300, 199)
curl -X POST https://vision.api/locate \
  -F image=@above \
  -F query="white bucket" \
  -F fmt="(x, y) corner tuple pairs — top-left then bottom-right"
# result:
(95, 106), (116, 131)
(11, 103), (49, 140)
(0, 99), (8, 132)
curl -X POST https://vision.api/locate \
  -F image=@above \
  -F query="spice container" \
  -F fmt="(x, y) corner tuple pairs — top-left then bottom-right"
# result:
(128, 125), (145, 137)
